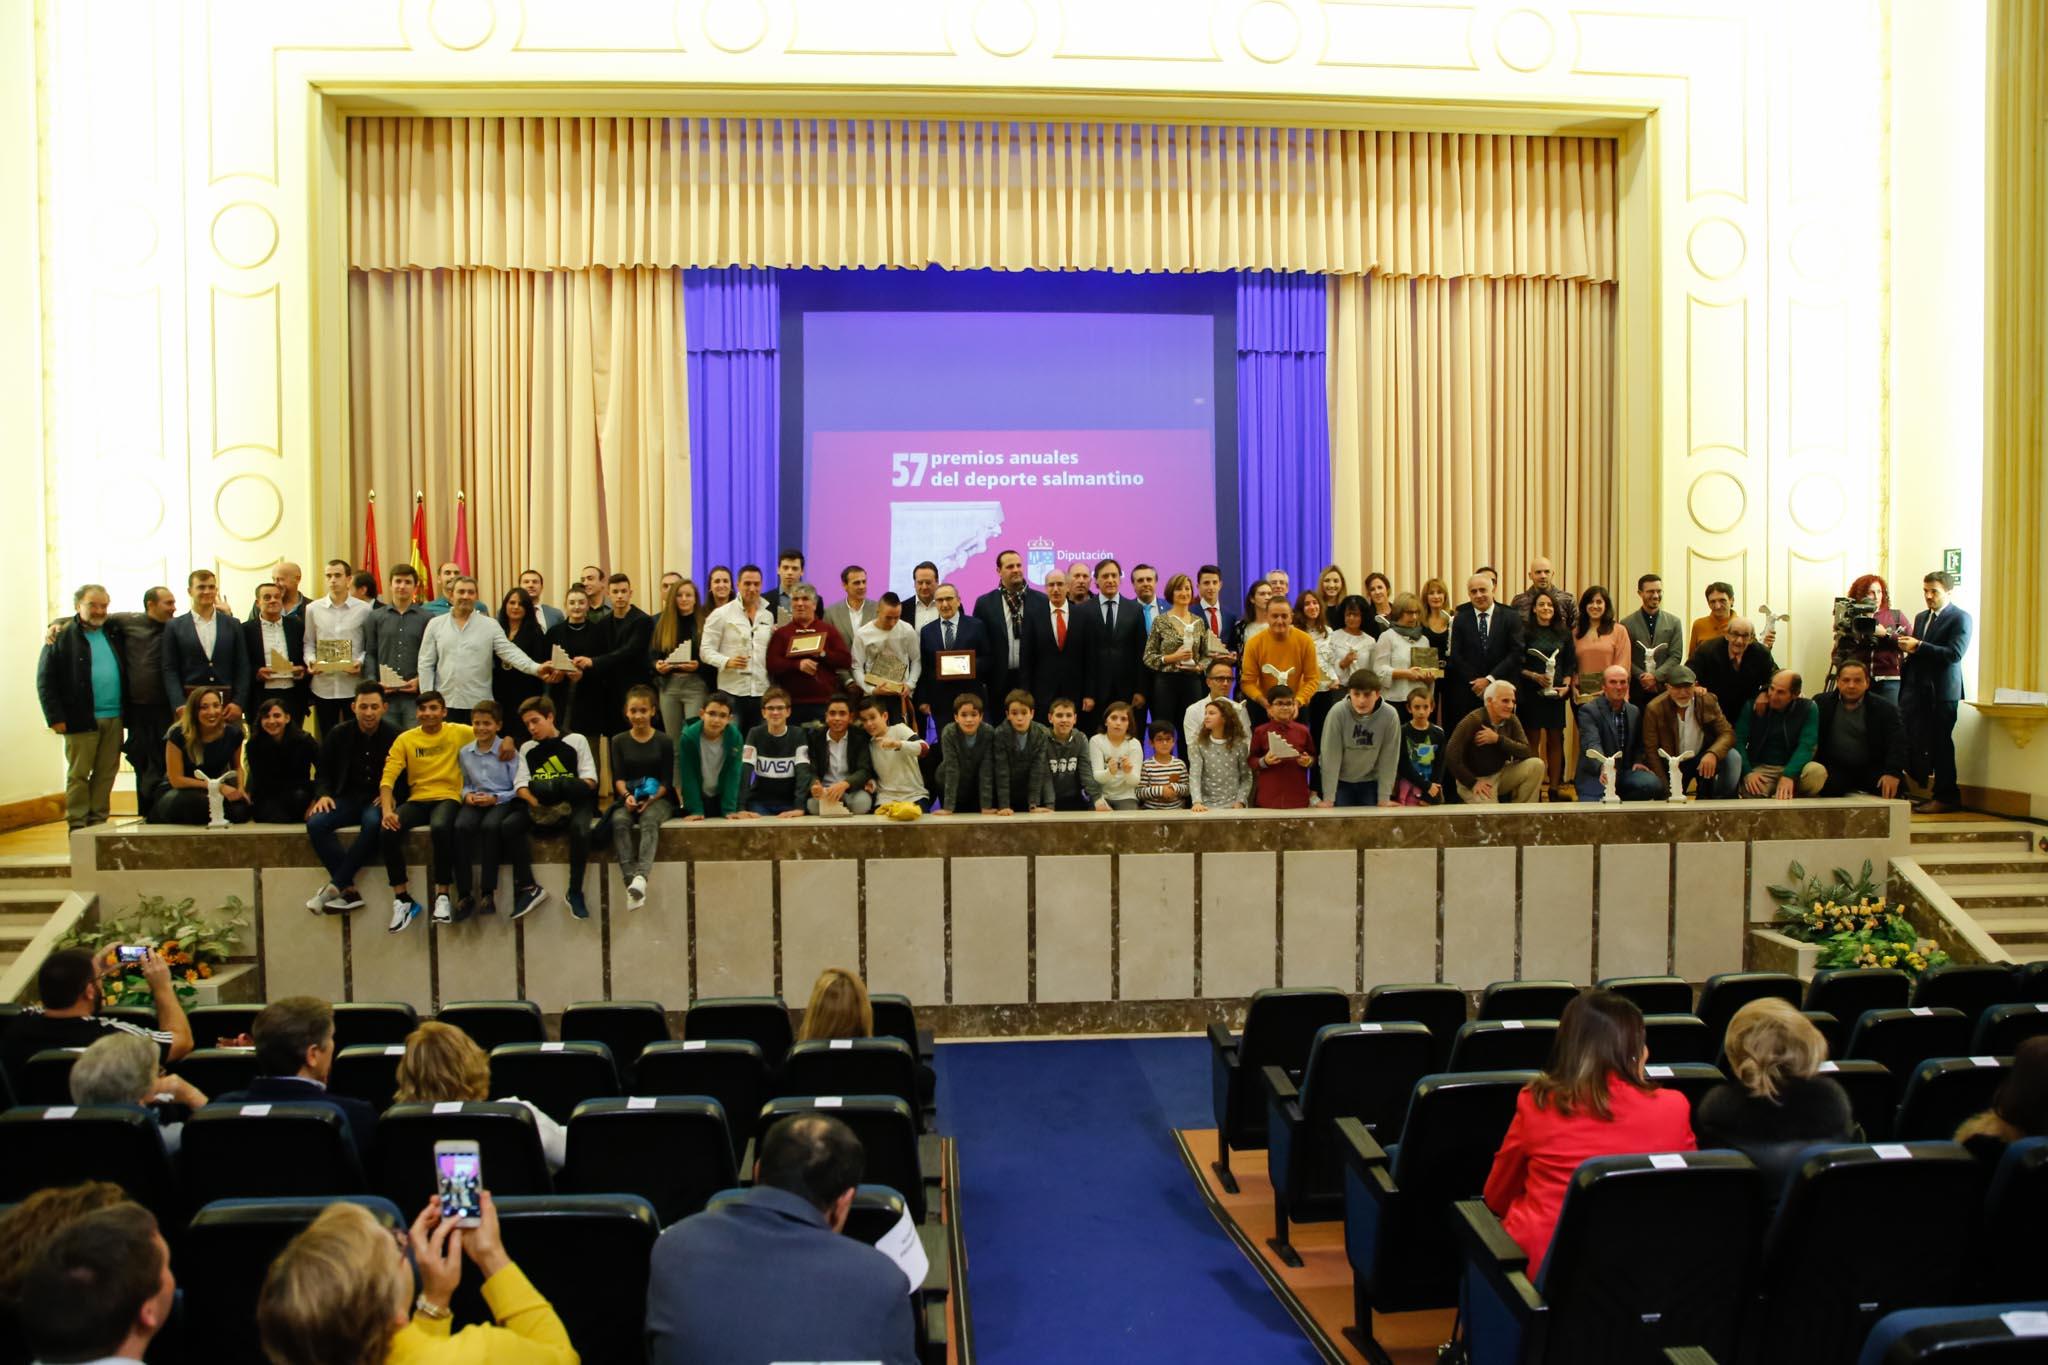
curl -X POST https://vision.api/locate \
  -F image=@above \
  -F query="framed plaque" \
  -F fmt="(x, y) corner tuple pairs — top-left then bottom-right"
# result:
(312, 638), (354, 674)
(1577, 671), (1606, 698)
(864, 651), (908, 693)
(1408, 646), (1441, 674)
(787, 631), (826, 657)
(937, 649), (977, 680)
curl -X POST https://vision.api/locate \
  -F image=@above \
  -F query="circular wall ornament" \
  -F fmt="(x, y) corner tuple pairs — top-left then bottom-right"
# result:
(1789, 222), (1842, 284)
(94, 204), (158, 272)
(1788, 471), (1847, 536)
(703, 0), (770, 53)
(1685, 217), (1746, 282)
(210, 202), (280, 271)
(214, 473), (286, 544)
(1238, 0), (1302, 64)
(1494, 8), (1556, 72)
(103, 473), (166, 541)
(1686, 470), (1748, 536)
(428, 0), (496, 50)
(972, 0), (1036, 57)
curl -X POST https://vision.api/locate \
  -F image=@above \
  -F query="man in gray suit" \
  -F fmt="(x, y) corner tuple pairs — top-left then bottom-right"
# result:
(1620, 572), (1685, 708)
(646, 1114), (915, 1365)
(823, 565), (879, 693)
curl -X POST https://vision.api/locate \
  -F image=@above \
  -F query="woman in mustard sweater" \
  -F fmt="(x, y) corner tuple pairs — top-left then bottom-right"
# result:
(258, 1194), (578, 1364)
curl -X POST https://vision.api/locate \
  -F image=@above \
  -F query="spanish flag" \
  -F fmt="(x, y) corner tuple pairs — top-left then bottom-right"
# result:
(408, 492), (432, 599)
(361, 490), (381, 592)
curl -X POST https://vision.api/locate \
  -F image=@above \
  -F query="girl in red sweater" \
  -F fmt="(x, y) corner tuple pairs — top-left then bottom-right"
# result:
(1482, 989), (1696, 1275)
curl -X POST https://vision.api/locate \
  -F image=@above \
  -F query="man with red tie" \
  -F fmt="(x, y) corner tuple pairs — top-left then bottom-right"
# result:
(1196, 565), (1239, 668)
(1028, 571), (1094, 724)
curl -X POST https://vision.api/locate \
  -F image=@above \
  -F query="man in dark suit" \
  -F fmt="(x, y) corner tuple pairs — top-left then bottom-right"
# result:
(1444, 572), (1522, 732)
(1573, 665), (1662, 802)
(916, 583), (990, 728)
(1078, 558), (1148, 732)
(161, 568), (250, 717)
(647, 1113), (917, 1365)
(214, 996), (378, 1161)
(969, 548), (1046, 705)
(1194, 564), (1239, 669)
(1900, 570), (1973, 812)
(242, 581), (310, 722)
(1687, 616), (1776, 722)
(1816, 659), (1908, 799)
(1026, 571), (1095, 716)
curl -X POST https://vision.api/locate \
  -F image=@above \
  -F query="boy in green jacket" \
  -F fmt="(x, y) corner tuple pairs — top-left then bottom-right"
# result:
(678, 691), (754, 820)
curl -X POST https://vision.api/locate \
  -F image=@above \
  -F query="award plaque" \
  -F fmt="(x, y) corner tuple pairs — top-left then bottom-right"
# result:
(865, 651), (909, 693)
(266, 647), (294, 675)
(549, 643), (582, 677)
(378, 664), (406, 688)
(937, 649), (977, 680)
(313, 638), (354, 674)
(665, 641), (693, 665)
(1577, 671), (1606, 698)
(1409, 646), (1441, 674)
(787, 631), (826, 657)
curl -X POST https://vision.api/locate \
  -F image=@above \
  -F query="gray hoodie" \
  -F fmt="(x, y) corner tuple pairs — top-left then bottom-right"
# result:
(1319, 694), (1401, 802)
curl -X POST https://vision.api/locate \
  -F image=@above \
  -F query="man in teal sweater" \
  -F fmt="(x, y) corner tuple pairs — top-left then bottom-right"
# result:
(677, 691), (753, 820)
(1734, 669), (1829, 799)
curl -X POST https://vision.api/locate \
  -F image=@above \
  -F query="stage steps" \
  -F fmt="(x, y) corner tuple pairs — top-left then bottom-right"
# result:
(0, 837), (83, 999)
(1907, 815), (2048, 964)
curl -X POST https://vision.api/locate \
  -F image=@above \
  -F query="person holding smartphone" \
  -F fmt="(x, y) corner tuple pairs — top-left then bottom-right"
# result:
(259, 1193), (577, 1363)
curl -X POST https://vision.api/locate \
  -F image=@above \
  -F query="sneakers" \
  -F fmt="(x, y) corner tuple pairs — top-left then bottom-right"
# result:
(451, 897), (474, 923)
(474, 894), (496, 917)
(328, 886), (365, 911)
(509, 884), (548, 921)
(432, 893), (454, 925)
(306, 883), (338, 913)
(388, 894), (421, 933)
(625, 875), (647, 911)
(567, 889), (590, 920)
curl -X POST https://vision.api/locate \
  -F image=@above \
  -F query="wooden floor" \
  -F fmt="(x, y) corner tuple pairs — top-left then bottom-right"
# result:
(1175, 1128), (1455, 1365)
(0, 820), (85, 860)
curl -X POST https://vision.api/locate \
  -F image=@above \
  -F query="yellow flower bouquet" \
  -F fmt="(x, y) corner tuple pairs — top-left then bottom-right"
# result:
(1768, 859), (1950, 975)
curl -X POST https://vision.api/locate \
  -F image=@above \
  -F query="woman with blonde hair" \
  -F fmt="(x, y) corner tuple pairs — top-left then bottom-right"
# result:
(1694, 998), (1855, 1204)
(650, 577), (709, 734)
(394, 1021), (566, 1172)
(149, 685), (252, 824)
(258, 1195), (577, 1365)
(798, 966), (873, 1042)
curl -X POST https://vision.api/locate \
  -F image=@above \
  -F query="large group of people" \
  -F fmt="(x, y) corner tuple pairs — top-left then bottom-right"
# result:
(38, 552), (1976, 872)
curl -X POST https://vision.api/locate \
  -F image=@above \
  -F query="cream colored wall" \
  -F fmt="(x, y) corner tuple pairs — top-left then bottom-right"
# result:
(27, 0), (1915, 791)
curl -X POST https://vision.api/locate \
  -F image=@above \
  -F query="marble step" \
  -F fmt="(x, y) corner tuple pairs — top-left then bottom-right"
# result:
(1917, 850), (2048, 879)
(0, 855), (71, 880)
(1949, 881), (2048, 908)
(1910, 821), (2039, 849)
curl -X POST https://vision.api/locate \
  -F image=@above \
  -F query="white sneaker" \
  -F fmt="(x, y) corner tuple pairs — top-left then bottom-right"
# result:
(388, 895), (420, 933)
(306, 883), (337, 913)
(432, 893), (454, 924)
(625, 875), (647, 911)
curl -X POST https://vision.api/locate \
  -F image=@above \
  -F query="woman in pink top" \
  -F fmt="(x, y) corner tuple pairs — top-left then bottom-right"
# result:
(1482, 989), (1696, 1276)
(1570, 586), (1631, 704)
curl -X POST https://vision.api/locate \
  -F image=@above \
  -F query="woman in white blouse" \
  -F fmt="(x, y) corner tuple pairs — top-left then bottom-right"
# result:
(1371, 591), (1442, 705)
(1087, 702), (1145, 810)
(1322, 596), (1376, 691)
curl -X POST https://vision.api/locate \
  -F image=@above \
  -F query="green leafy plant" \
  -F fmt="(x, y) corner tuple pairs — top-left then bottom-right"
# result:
(1768, 858), (1950, 974)
(56, 894), (250, 1005)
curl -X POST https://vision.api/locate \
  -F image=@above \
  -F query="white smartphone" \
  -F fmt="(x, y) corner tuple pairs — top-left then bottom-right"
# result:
(433, 1139), (483, 1227)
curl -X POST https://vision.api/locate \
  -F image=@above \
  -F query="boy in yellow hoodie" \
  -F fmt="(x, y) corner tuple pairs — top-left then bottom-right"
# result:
(379, 689), (475, 933)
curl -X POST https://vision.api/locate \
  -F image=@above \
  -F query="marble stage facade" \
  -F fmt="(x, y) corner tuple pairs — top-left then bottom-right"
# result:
(74, 801), (1909, 1034)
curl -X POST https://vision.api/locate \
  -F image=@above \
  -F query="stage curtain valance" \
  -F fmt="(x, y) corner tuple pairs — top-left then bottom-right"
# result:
(348, 117), (1615, 282)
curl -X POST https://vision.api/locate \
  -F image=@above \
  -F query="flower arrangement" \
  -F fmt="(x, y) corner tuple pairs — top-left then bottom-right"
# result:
(56, 893), (250, 1004)
(1768, 858), (1950, 975)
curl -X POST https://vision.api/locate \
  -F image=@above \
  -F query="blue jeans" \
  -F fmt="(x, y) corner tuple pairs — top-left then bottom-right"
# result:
(1333, 779), (1381, 808)
(306, 800), (382, 887)
(747, 798), (799, 817)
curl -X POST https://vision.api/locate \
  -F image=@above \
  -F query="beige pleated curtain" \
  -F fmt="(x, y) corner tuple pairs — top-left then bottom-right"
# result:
(347, 116), (1617, 595)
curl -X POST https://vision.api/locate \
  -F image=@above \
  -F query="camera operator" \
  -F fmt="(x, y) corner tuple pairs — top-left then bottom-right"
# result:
(1830, 573), (1911, 704)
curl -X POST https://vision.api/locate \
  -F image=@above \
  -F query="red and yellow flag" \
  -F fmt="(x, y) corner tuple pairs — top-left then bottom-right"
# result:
(408, 492), (432, 598)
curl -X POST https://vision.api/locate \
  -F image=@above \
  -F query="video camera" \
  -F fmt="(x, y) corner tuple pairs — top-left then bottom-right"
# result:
(1832, 595), (1879, 643)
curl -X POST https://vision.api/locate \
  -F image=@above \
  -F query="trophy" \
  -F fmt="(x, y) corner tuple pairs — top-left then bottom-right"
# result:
(1754, 605), (1786, 647)
(378, 663), (406, 688)
(199, 771), (229, 829)
(1656, 747), (1696, 803)
(1583, 748), (1622, 805)
(1636, 639), (1667, 677)
(1527, 646), (1562, 696)
(549, 643), (582, 678)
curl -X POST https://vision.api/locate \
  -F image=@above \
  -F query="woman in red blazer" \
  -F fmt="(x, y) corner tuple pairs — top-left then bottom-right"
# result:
(1482, 989), (1697, 1275)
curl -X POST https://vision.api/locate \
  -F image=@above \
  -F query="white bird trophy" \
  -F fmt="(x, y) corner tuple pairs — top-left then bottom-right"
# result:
(1528, 646), (1562, 696)
(198, 770), (229, 829)
(1656, 748), (1696, 803)
(1584, 748), (1622, 805)
(1754, 605), (1786, 648)
(1636, 639), (1667, 676)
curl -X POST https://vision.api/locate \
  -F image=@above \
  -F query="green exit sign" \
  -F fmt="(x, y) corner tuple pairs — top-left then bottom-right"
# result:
(1943, 549), (1963, 584)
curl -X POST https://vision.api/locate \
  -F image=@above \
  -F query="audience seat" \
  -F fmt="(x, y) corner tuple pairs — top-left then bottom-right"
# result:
(0, 1105), (181, 1223)
(871, 993), (935, 1063)
(558, 1001), (669, 1078)
(1207, 987), (1352, 1193)
(1818, 1059), (1899, 1142)
(445, 1194), (658, 1365)
(1696, 972), (1803, 1041)
(757, 1096), (933, 1222)
(1805, 967), (1912, 1023)
(1599, 975), (1695, 1016)
(488, 1042), (622, 1124)
(1847, 1009), (1974, 1098)
(1477, 980), (1581, 1022)
(1894, 1057), (2010, 1143)
(1976, 1138), (2048, 1303)
(1341, 1070), (1530, 1360)
(1747, 1143), (1985, 1364)
(170, 1047), (261, 1098)
(1363, 983), (1468, 1071)
(1855, 1302), (2048, 1365)
(634, 1040), (769, 1166)
(327, 1044), (408, 1112)
(180, 1103), (366, 1204)
(185, 1004), (265, 1048)
(1447, 1020), (1559, 1073)
(2018, 962), (2048, 1003)
(181, 1196), (405, 1365)
(559, 1098), (736, 1226)
(1642, 1014), (1716, 1063)
(1646, 1062), (1727, 1115)
(1910, 963), (2022, 1020)
(684, 996), (794, 1061)
(1455, 1153), (1765, 1365)
(99, 1005), (159, 1031)
(373, 1102), (552, 1210)
(435, 1000), (547, 1051)
(781, 1039), (922, 1128)
(17, 1048), (80, 1106)
(330, 1001), (420, 1050)
(1261, 1022), (1433, 1265)
(0, 1058), (12, 1112)
(1801, 1010), (1848, 1060)
(1973, 1002), (2048, 1056)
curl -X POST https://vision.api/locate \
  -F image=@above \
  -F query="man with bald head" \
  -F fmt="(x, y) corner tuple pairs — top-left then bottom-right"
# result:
(1573, 664), (1660, 801)
(1445, 571), (1523, 732)
(1510, 556), (1576, 632)
(419, 561), (464, 616)
(1735, 669), (1828, 799)
(245, 561), (306, 621)
(1687, 614), (1777, 721)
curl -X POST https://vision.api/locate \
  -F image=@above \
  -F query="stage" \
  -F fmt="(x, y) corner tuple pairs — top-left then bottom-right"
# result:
(74, 799), (1908, 1031)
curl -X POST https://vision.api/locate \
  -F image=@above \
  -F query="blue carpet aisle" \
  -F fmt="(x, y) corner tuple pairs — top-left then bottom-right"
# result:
(934, 1035), (1323, 1364)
